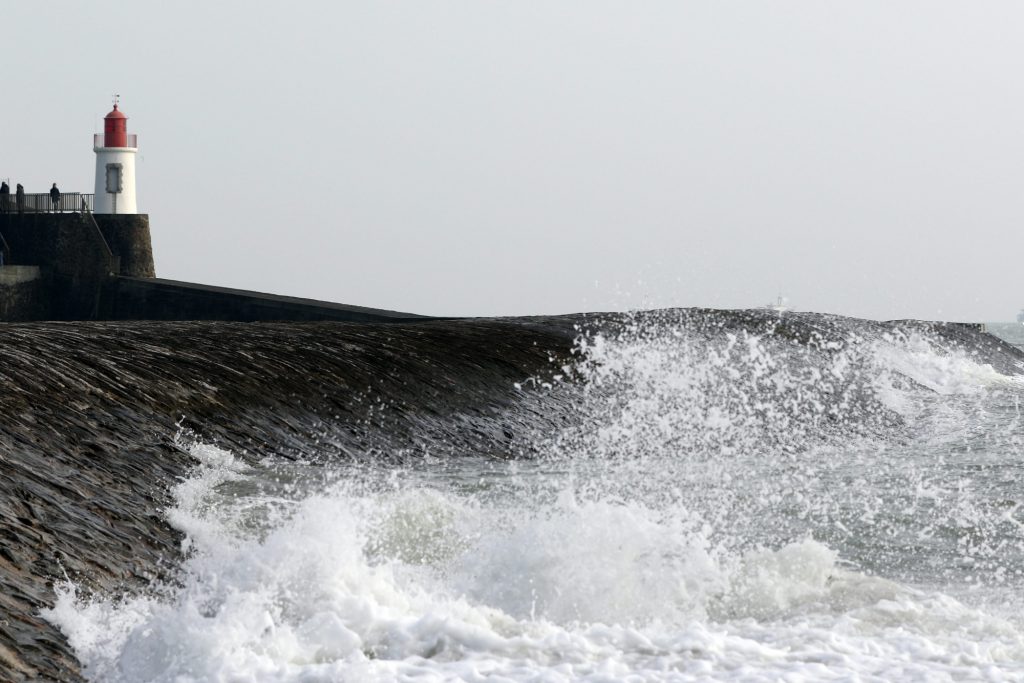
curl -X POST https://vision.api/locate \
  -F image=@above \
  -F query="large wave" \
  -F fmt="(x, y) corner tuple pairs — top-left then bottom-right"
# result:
(32, 311), (1024, 681)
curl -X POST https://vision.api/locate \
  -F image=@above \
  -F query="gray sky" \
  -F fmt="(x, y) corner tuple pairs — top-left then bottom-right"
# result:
(5, 1), (1024, 321)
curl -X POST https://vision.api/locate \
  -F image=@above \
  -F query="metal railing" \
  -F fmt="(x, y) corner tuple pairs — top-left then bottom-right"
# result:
(0, 193), (95, 213)
(93, 134), (137, 149)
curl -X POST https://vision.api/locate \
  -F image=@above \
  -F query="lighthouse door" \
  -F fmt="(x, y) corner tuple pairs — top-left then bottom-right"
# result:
(105, 163), (123, 214)
(105, 164), (123, 194)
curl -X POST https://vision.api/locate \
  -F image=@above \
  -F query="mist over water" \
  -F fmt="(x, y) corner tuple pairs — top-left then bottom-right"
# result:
(46, 316), (1024, 681)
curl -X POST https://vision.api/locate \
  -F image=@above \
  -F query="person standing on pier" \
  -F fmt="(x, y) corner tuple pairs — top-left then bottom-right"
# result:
(0, 182), (9, 213)
(49, 183), (61, 212)
(15, 184), (24, 213)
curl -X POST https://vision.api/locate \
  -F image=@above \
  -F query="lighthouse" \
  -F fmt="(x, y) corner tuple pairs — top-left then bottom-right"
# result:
(93, 99), (138, 214)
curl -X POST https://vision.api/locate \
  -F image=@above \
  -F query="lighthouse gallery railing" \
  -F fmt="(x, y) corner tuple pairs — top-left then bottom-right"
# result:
(93, 134), (137, 149)
(0, 193), (95, 213)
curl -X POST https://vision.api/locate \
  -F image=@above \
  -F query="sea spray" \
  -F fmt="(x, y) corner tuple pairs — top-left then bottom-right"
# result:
(45, 317), (1024, 681)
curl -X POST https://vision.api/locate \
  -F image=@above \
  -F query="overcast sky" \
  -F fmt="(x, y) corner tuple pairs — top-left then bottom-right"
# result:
(5, 2), (1024, 320)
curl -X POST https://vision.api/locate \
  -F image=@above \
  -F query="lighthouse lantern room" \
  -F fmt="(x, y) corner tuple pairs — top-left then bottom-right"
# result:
(93, 97), (138, 214)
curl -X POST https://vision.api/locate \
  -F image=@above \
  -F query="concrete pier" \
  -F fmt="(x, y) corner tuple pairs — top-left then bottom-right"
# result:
(0, 212), (423, 322)
(104, 277), (424, 322)
(0, 266), (44, 321)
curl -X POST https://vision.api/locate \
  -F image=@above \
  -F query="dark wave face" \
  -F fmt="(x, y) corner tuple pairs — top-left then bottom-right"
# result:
(1, 312), (1022, 680)
(0, 318), (579, 680)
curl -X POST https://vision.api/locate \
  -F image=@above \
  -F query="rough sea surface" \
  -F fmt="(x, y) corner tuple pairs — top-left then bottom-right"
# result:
(2, 311), (1023, 681)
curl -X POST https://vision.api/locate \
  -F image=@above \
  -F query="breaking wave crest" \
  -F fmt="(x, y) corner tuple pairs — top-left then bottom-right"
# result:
(43, 314), (1024, 681)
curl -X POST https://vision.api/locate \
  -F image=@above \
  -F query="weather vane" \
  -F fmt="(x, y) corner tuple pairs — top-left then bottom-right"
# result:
(112, 93), (120, 108)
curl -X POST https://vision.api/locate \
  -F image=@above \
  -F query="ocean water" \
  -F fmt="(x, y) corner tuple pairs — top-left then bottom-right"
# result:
(45, 319), (1024, 681)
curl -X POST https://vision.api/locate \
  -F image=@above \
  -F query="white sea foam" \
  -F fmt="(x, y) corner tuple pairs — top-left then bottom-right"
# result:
(45, 325), (1024, 681)
(45, 460), (1024, 681)
(871, 333), (1015, 412)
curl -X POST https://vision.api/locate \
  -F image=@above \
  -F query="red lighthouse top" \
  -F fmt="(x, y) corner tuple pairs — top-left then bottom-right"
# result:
(103, 103), (129, 147)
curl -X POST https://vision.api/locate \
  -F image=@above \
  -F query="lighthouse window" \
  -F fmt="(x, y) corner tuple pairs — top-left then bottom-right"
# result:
(105, 164), (123, 194)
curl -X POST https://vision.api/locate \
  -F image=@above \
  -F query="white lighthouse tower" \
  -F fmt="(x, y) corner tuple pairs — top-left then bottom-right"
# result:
(93, 98), (138, 214)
